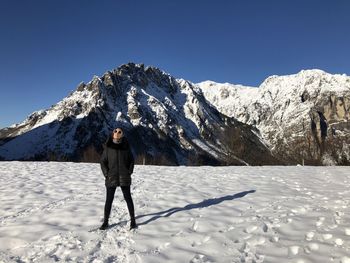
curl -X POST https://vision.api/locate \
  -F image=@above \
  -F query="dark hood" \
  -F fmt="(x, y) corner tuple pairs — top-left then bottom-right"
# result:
(105, 135), (130, 150)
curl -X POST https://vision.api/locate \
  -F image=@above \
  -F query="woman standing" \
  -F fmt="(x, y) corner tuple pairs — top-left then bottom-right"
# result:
(99, 126), (137, 230)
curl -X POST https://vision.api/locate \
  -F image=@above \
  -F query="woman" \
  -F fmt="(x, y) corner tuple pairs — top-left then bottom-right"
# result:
(99, 126), (137, 230)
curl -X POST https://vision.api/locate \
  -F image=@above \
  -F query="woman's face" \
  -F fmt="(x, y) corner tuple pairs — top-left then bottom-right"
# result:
(113, 128), (123, 140)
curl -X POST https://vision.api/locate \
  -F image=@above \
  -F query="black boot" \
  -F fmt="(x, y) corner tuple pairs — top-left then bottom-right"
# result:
(99, 220), (109, 230)
(129, 218), (137, 230)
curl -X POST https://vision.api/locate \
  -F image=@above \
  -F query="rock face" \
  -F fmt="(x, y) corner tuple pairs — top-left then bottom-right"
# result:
(0, 63), (279, 165)
(198, 69), (350, 165)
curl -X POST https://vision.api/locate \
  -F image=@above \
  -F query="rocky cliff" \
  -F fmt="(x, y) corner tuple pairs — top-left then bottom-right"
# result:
(198, 69), (350, 165)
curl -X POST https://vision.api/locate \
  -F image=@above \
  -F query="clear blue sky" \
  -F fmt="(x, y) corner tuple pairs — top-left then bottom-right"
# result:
(1, 0), (349, 128)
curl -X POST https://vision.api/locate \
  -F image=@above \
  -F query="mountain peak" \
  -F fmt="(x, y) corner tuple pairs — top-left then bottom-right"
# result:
(297, 68), (326, 75)
(112, 62), (167, 77)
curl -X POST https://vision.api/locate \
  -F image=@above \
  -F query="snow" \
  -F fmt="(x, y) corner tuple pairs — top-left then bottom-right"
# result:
(196, 81), (259, 120)
(0, 162), (349, 262)
(0, 124), (61, 159)
(191, 138), (219, 159)
(26, 86), (98, 131)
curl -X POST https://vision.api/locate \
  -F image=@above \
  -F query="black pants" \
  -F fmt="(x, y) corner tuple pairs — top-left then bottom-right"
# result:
(104, 185), (135, 223)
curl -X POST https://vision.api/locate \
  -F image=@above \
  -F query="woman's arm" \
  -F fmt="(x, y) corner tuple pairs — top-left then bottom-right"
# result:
(128, 148), (135, 174)
(100, 147), (109, 178)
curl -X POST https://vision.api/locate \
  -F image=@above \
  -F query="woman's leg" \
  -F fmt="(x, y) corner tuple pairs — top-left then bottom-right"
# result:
(121, 185), (135, 221)
(104, 186), (117, 223)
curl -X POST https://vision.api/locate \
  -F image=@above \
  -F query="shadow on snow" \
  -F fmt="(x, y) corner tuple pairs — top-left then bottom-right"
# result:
(135, 189), (256, 226)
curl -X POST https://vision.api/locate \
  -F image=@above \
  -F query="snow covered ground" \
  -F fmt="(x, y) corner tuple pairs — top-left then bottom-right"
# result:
(0, 161), (349, 263)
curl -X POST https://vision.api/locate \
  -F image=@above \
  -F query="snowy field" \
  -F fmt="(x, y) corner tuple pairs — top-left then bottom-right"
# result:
(0, 161), (349, 263)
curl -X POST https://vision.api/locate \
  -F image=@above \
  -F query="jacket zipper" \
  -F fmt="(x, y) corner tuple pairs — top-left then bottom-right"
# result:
(117, 150), (120, 176)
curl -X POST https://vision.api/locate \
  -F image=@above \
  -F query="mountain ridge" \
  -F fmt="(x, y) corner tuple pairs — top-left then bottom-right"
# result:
(1, 63), (349, 165)
(198, 68), (350, 165)
(0, 62), (279, 165)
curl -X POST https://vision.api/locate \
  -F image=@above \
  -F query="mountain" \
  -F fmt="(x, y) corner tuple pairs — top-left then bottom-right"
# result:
(198, 69), (350, 165)
(0, 63), (279, 165)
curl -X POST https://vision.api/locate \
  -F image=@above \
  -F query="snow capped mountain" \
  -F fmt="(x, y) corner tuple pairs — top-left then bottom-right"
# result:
(0, 63), (278, 165)
(1, 64), (348, 165)
(198, 69), (350, 165)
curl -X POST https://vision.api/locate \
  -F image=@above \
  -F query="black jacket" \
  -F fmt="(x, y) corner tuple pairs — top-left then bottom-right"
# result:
(100, 135), (135, 187)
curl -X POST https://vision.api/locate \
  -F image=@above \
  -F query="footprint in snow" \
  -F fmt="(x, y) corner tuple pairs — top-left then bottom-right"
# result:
(218, 225), (234, 233)
(191, 235), (211, 247)
(305, 231), (315, 241)
(327, 223), (338, 230)
(244, 225), (258, 234)
(156, 242), (171, 251)
(291, 206), (308, 214)
(191, 221), (199, 232)
(316, 216), (325, 227)
(269, 236), (279, 243)
(334, 238), (344, 246)
(304, 243), (319, 254)
(288, 245), (300, 256)
(245, 236), (266, 246)
(322, 233), (333, 240)
(283, 217), (293, 224)
(189, 253), (212, 263)
(171, 230), (185, 237)
(261, 222), (269, 232)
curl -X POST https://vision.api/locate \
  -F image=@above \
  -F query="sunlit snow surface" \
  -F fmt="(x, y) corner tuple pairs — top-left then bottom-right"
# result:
(0, 162), (349, 262)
